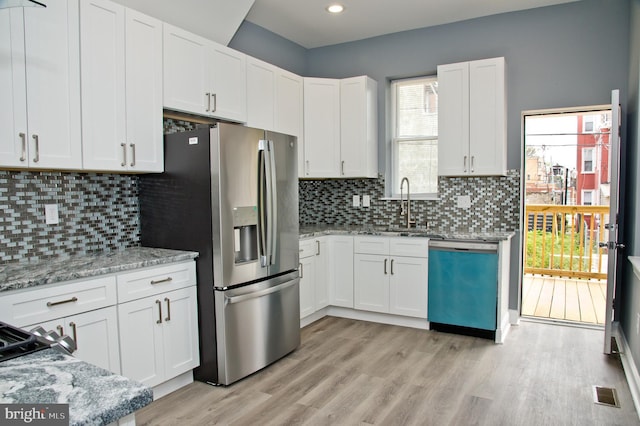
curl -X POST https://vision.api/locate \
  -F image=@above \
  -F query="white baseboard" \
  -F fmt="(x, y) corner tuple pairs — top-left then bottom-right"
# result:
(152, 371), (194, 400)
(327, 306), (429, 330)
(495, 314), (511, 344)
(613, 322), (640, 419)
(300, 308), (329, 328)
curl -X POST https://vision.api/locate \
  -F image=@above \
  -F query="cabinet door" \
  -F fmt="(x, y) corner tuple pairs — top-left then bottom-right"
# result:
(163, 24), (210, 116)
(161, 286), (200, 379)
(80, 0), (126, 171)
(0, 9), (28, 168)
(209, 43), (246, 122)
(246, 57), (276, 130)
(437, 61), (469, 176)
(118, 296), (165, 387)
(340, 76), (377, 178)
(125, 9), (163, 172)
(314, 239), (329, 310)
(354, 254), (389, 313)
(303, 78), (340, 177)
(299, 256), (316, 318)
(66, 307), (121, 374)
(469, 57), (506, 176)
(23, 0), (82, 169)
(389, 257), (428, 318)
(330, 236), (354, 308)
(275, 69), (304, 176)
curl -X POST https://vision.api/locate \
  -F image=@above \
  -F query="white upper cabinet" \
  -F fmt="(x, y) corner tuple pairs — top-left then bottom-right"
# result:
(438, 57), (506, 176)
(163, 24), (246, 123)
(340, 76), (378, 178)
(303, 77), (341, 177)
(246, 56), (276, 130)
(303, 76), (378, 178)
(80, 0), (163, 172)
(0, 1), (82, 170)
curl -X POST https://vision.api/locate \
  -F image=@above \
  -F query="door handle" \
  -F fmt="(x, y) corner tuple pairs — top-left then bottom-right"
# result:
(391, 259), (394, 275)
(121, 143), (127, 167)
(19, 133), (26, 162)
(156, 299), (162, 324)
(129, 143), (136, 167)
(205, 92), (211, 112)
(341, 160), (345, 176)
(32, 134), (39, 163)
(463, 155), (467, 173)
(69, 322), (77, 347)
(384, 258), (388, 275)
(299, 262), (303, 278)
(471, 156), (475, 173)
(316, 240), (320, 256)
(164, 297), (171, 322)
(56, 325), (64, 336)
(211, 93), (217, 112)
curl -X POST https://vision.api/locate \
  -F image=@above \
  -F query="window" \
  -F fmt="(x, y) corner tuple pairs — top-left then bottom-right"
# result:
(582, 147), (595, 173)
(582, 190), (594, 206)
(391, 76), (438, 197)
(582, 115), (595, 133)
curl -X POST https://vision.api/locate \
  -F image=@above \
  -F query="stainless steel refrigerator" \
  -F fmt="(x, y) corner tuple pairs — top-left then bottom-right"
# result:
(139, 122), (300, 386)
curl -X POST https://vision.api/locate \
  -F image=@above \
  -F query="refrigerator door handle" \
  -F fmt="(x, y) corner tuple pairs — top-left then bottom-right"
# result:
(267, 140), (278, 265)
(258, 141), (269, 267)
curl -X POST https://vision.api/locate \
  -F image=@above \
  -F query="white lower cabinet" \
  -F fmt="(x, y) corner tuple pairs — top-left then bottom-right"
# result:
(299, 237), (329, 319)
(354, 237), (429, 318)
(27, 306), (121, 374)
(330, 236), (354, 308)
(117, 262), (199, 388)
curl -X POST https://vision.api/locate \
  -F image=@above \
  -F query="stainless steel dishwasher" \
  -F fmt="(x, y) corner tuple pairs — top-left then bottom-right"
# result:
(428, 240), (499, 338)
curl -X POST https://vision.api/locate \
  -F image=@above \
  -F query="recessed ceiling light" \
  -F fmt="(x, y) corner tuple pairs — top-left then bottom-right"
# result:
(326, 4), (344, 14)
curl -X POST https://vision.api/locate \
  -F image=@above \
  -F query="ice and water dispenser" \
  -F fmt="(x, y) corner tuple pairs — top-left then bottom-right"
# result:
(233, 206), (258, 264)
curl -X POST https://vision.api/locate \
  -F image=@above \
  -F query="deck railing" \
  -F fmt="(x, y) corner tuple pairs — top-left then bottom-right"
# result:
(524, 204), (609, 280)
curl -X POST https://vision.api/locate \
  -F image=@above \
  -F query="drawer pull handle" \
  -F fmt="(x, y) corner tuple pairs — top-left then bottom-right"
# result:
(69, 322), (78, 347)
(156, 299), (162, 324)
(150, 277), (173, 285)
(165, 297), (171, 322)
(47, 296), (78, 307)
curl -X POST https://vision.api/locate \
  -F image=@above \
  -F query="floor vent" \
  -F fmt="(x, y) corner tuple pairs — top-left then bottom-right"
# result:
(593, 386), (620, 408)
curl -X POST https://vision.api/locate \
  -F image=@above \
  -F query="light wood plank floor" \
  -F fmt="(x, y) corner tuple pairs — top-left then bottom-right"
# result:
(137, 317), (638, 425)
(521, 274), (607, 325)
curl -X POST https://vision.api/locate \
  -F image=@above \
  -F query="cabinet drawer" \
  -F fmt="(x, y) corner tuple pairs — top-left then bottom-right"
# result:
(389, 238), (429, 258)
(0, 276), (117, 327)
(116, 261), (196, 303)
(299, 239), (318, 259)
(354, 236), (389, 255)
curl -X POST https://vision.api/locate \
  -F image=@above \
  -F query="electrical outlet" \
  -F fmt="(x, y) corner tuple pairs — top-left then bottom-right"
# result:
(44, 204), (59, 225)
(457, 195), (471, 209)
(362, 195), (371, 208)
(352, 195), (360, 207)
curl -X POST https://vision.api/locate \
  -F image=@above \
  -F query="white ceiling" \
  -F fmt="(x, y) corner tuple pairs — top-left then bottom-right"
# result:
(245, 0), (581, 49)
(110, 0), (255, 46)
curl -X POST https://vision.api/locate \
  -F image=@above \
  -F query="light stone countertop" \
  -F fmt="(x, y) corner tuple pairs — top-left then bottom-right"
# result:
(0, 247), (199, 293)
(0, 348), (153, 426)
(299, 225), (515, 242)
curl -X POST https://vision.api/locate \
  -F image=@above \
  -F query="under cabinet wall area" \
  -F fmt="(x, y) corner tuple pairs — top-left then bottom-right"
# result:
(438, 57), (506, 176)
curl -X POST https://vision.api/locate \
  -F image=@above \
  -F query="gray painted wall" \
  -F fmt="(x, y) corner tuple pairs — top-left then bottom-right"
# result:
(622, 0), (640, 373)
(231, 0), (632, 314)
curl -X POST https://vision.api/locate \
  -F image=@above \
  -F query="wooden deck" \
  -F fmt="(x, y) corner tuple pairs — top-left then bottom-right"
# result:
(522, 274), (607, 325)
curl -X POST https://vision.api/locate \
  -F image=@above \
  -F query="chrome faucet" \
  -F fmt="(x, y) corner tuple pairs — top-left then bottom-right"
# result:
(400, 177), (415, 229)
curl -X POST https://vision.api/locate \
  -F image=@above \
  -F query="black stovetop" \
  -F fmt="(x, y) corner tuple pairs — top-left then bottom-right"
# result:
(0, 322), (49, 363)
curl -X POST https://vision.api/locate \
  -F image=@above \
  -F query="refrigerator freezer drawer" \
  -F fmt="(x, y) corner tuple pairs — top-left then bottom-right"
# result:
(214, 271), (300, 385)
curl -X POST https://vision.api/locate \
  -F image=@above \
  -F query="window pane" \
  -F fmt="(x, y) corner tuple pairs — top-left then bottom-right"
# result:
(396, 139), (438, 194)
(396, 78), (438, 138)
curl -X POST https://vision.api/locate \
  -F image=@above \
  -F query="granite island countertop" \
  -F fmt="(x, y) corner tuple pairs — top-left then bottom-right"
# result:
(0, 247), (199, 293)
(299, 225), (515, 242)
(0, 348), (153, 426)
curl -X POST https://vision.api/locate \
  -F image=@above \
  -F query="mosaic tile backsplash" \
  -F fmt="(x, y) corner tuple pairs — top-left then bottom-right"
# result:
(0, 171), (139, 263)
(299, 171), (520, 232)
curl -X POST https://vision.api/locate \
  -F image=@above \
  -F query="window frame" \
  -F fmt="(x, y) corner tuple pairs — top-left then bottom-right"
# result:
(582, 147), (595, 174)
(389, 75), (439, 200)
